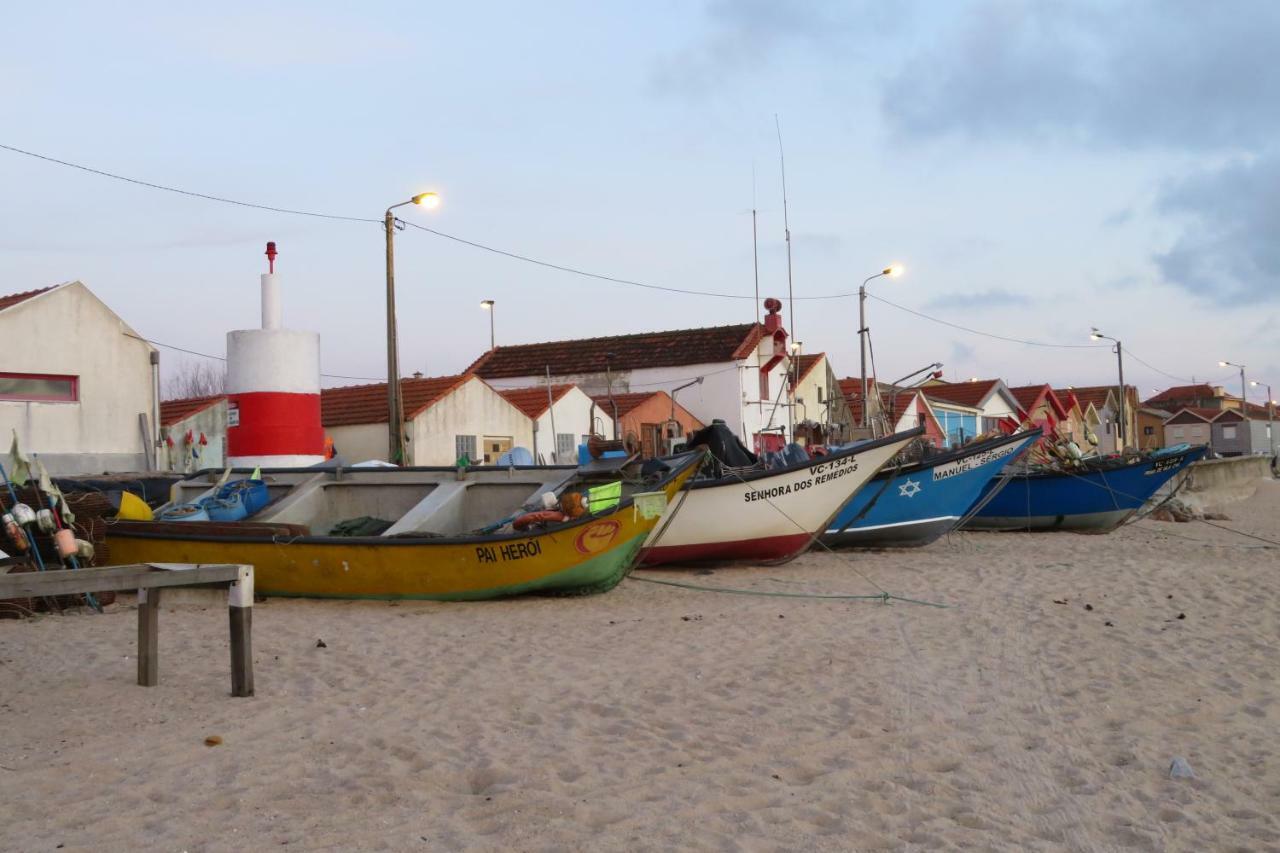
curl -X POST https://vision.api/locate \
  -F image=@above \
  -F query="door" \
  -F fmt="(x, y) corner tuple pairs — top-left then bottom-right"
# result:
(482, 435), (513, 464)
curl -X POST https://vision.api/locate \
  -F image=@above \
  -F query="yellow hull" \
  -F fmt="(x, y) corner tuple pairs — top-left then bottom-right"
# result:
(107, 461), (697, 600)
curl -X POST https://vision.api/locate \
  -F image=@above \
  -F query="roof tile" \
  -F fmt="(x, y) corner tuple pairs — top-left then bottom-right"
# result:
(321, 375), (471, 427)
(497, 384), (575, 418)
(0, 285), (57, 313)
(159, 394), (225, 426)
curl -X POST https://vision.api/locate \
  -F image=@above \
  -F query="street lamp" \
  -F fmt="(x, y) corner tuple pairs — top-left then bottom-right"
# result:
(480, 300), (495, 350)
(384, 191), (440, 464)
(858, 265), (905, 429)
(1250, 379), (1276, 456)
(1219, 361), (1248, 418)
(1090, 327), (1129, 450)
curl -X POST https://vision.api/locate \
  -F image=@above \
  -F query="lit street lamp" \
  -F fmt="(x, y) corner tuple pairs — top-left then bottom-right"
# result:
(858, 265), (904, 429)
(1250, 379), (1276, 456)
(1219, 360), (1248, 419)
(1090, 327), (1129, 450)
(384, 191), (440, 465)
(480, 299), (496, 350)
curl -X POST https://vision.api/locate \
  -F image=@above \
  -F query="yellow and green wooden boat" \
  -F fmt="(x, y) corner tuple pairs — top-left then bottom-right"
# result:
(105, 453), (702, 600)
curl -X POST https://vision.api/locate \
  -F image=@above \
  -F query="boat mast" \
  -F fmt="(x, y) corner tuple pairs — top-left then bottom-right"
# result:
(776, 115), (795, 442)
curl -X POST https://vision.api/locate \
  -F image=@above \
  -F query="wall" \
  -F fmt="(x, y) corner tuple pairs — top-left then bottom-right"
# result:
(1252, 419), (1275, 456)
(1165, 420), (1211, 449)
(614, 393), (704, 456)
(163, 404), (227, 472)
(328, 423), (387, 464)
(0, 283), (156, 474)
(1184, 455), (1274, 507)
(531, 387), (613, 464)
(1211, 417), (1250, 456)
(1136, 410), (1167, 450)
(411, 377), (533, 466)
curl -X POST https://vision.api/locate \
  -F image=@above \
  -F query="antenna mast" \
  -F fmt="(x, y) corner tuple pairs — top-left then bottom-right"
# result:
(775, 115), (795, 440)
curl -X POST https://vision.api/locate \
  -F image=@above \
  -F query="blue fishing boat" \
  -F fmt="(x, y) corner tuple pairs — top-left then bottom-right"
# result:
(963, 444), (1207, 532)
(822, 430), (1041, 548)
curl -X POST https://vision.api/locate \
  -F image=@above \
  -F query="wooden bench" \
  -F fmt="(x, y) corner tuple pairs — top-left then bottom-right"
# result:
(0, 563), (255, 697)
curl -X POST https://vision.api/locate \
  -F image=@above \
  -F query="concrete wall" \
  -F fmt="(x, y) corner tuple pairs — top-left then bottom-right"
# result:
(0, 282), (156, 475)
(531, 387), (613, 464)
(328, 423), (387, 464)
(163, 404), (227, 472)
(411, 377), (533, 466)
(1184, 454), (1275, 507)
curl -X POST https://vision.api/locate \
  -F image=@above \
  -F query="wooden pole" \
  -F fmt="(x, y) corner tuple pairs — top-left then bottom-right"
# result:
(137, 587), (161, 687)
(228, 567), (254, 697)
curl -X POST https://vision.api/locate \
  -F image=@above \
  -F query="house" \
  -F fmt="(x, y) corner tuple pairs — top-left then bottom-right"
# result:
(1162, 408), (1216, 451)
(0, 282), (158, 475)
(320, 374), (533, 466)
(1135, 406), (1171, 450)
(921, 379), (1022, 445)
(497, 384), (613, 464)
(1144, 384), (1231, 414)
(159, 394), (226, 472)
(465, 300), (799, 453)
(1008, 384), (1073, 440)
(589, 391), (703, 457)
(837, 380), (946, 447)
(791, 353), (854, 446)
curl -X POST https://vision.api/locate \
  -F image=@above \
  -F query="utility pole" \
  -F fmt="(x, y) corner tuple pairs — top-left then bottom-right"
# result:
(384, 209), (405, 465)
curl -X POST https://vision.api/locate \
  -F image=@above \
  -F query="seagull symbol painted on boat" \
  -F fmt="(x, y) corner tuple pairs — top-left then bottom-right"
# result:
(899, 478), (922, 498)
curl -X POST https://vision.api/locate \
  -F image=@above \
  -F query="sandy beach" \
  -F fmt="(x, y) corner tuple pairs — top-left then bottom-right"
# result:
(3, 480), (1278, 851)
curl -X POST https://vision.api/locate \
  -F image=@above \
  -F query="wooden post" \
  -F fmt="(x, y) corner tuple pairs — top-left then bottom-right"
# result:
(228, 567), (254, 697)
(137, 587), (161, 686)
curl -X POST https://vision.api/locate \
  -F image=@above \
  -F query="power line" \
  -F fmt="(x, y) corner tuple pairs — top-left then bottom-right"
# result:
(125, 333), (382, 382)
(866, 293), (1107, 350)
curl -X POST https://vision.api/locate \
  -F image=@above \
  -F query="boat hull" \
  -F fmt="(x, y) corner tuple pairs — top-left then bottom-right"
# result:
(822, 432), (1039, 549)
(105, 458), (700, 600)
(640, 429), (921, 566)
(963, 446), (1207, 532)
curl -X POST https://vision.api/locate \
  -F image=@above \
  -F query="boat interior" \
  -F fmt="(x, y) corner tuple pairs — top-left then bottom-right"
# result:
(153, 454), (692, 539)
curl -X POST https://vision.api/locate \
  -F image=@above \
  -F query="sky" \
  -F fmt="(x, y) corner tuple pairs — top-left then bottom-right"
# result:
(2, 0), (1278, 405)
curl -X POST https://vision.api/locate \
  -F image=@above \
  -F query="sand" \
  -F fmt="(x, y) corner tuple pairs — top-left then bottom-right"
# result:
(2, 480), (1279, 851)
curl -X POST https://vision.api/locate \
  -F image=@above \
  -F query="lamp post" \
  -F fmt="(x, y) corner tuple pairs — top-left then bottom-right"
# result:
(384, 191), (440, 464)
(1250, 379), (1276, 456)
(858, 265), (904, 429)
(1219, 361), (1248, 418)
(1090, 327), (1128, 450)
(480, 299), (495, 350)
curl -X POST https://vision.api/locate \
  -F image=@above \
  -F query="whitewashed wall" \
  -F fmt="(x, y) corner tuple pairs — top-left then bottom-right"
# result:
(410, 377), (534, 466)
(531, 386), (614, 464)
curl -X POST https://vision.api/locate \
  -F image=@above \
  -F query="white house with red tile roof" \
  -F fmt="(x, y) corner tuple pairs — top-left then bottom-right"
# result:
(790, 353), (854, 445)
(320, 374), (533, 466)
(920, 378), (1021, 445)
(497, 384), (613, 464)
(464, 301), (800, 453)
(1, 281), (159, 474)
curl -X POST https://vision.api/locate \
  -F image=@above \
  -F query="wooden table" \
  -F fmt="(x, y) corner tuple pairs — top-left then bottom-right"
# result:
(0, 563), (255, 697)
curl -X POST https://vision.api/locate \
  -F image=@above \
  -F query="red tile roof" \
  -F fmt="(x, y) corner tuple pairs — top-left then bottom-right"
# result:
(795, 353), (825, 382)
(1164, 407), (1219, 424)
(321, 375), (471, 427)
(921, 379), (999, 409)
(497, 384), (576, 418)
(159, 394), (225, 427)
(465, 323), (764, 380)
(1054, 385), (1114, 410)
(1007, 384), (1047, 413)
(591, 391), (663, 419)
(0, 285), (58, 313)
(1145, 384), (1217, 405)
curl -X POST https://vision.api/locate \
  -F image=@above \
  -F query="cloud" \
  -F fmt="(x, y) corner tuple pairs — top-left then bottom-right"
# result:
(950, 339), (976, 362)
(922, 289), (1031, 311)
(880, 1), (1280, 151)
(1155, 154), (1280, 302)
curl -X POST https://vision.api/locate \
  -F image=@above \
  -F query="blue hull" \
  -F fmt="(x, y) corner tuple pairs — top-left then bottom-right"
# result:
(823, 432), (1040, 548)
(964, 446), (1207, 532)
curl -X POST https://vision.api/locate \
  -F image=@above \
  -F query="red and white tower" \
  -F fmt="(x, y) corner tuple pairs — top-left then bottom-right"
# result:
(225, 242), (325, 468)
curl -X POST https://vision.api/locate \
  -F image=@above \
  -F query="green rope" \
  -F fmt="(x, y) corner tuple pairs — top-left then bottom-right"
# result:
(627, 573), (949, 608)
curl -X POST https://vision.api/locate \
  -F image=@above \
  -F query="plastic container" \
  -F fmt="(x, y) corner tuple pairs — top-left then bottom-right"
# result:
(159, 503), (210, 522)
(201, 493), (248, 522)
(217, 479), (269, 516)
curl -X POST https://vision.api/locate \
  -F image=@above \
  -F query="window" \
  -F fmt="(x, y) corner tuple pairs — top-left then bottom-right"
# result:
(1143, 426), (1154, 436)
(556, 433), (576, 461)
(1222, 424), (1237, 440)
(759, 370), (769, 402)
(0, 372), (78, 402)
(482, 435), (512, 465)
(1190, 426), (1204, 439)
(1173, 427), (1185, 440)
(454, 434), (477, 463)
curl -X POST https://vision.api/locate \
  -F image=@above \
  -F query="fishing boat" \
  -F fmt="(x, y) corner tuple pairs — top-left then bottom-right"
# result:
(639, 425), (924, 566)
(105, 452), (702, 600)
(822, 429), (1042, 549)
(962, 444), (1208, 532)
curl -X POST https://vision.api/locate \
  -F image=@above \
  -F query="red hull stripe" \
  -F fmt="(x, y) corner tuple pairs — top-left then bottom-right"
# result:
(227, 391), (324, 457)
(640, 533), (813, 567)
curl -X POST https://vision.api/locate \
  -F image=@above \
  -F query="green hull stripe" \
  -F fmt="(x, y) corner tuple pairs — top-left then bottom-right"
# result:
(258, 532), (649, 602)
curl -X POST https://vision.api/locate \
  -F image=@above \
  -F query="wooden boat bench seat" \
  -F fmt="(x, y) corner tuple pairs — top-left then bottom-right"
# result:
(0, 562), (255, 697)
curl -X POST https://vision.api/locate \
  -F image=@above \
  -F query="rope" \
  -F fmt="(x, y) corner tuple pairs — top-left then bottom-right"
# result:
(627, 574), (948, 608)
